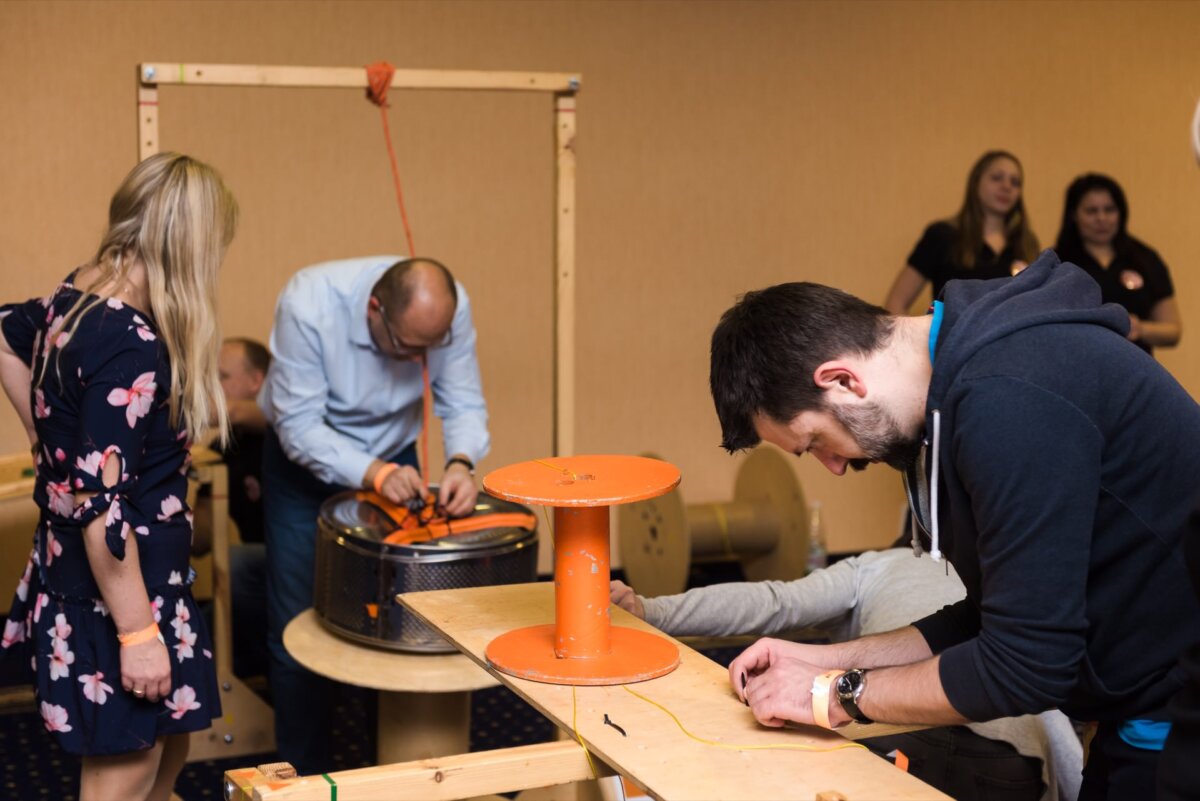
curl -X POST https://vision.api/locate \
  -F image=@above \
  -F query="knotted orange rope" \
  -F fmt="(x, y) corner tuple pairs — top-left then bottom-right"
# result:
(365, 61), (417, 257)
(367, 61), (433, 494)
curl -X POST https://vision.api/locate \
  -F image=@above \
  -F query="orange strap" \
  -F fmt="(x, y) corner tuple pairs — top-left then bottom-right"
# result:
(118, 622), (162, 647)
(381, 512), (538, 546)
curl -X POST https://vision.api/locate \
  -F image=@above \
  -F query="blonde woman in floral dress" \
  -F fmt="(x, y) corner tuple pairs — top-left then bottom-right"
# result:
(0, 153), (238, 800)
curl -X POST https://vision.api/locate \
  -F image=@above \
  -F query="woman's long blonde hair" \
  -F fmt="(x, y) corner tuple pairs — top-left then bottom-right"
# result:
(42, 153), (239, 445)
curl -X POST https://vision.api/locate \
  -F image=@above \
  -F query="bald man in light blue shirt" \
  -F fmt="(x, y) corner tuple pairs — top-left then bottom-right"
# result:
(259, 255), (489, 773)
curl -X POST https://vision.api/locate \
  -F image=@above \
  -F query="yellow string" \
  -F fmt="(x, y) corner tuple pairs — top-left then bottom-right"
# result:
(621, 684), (867, 753)
(572, 685), (600, 778)
(532, 457), (578, 480)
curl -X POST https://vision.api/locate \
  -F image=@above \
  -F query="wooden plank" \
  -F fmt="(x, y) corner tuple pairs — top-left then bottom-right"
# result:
(553, 94), (577, 457)
(139, 63), (581, 93)
(225, 741), (610, 801)
(137, 84), (159, 161)
(400, 583), (949, 801)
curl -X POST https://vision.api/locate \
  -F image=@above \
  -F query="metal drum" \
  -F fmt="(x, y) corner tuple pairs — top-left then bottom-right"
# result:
(313, 489), (538, 652)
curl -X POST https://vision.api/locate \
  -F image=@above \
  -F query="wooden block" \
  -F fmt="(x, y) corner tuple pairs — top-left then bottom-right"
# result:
(815, 792), (848, 801)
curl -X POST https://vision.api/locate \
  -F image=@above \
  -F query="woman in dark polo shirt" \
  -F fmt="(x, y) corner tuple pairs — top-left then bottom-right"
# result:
(884, 150), (1041, 313)
(1055, 173), (1182, 354)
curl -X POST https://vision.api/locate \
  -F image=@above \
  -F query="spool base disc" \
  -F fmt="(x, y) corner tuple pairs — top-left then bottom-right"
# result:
(486, 624), (680, 685)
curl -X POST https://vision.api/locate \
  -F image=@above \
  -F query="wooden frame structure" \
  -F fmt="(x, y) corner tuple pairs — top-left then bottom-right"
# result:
(136, 62), (581, 456)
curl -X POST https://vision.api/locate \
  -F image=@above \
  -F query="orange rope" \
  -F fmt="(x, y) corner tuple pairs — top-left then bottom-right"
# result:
(366, 61), (431, 492)
(420, 353), (433, 495)
(365, 61), (416, 257)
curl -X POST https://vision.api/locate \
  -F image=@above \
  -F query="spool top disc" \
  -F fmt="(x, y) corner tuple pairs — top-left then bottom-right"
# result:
(483, 454), (680, 508)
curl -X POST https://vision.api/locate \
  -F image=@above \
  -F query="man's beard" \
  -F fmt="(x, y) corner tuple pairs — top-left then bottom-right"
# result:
(829, 401), (923, 472)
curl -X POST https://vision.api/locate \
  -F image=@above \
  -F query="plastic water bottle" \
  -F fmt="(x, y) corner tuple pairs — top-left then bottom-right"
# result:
(806, 501), (828, 574)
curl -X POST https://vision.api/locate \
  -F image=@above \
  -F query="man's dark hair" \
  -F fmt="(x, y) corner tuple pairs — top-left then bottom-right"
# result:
(710, 282), (893, 453)
(228, 337), (272, 375)
(374, 257), (458, 312)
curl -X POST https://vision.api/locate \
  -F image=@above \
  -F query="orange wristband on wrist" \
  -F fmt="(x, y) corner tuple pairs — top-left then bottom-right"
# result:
(810, 669), (843, 730)
(372, 462), (399, 494)
(118, 622), (162, 648)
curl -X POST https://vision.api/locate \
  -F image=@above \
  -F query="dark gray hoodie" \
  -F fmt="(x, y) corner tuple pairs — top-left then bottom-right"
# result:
(910, 249), (1200, 723)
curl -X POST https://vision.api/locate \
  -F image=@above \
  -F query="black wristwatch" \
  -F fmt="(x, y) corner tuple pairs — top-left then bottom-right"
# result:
(445, 456), (475, 476)
(834, 669), (874, 724)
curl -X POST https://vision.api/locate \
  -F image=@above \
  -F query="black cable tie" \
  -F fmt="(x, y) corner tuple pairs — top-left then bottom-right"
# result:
(603, 713), (627, 737)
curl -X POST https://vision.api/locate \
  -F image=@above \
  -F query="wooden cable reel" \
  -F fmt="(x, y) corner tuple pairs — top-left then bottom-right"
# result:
(618, 447), (809, 597)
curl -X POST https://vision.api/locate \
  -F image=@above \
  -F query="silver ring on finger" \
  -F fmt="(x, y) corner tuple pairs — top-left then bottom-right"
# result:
(132, 688), (145, 698)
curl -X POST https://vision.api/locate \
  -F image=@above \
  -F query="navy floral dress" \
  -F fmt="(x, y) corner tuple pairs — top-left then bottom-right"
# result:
(0, 274), (220, 755)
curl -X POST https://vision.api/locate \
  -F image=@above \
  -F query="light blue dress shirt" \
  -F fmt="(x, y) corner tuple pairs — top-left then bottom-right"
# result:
(260, 256), (490, 488)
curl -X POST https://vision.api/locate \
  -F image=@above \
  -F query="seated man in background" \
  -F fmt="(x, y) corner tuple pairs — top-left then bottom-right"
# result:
(193, 337), (271, 679)
(611, 544), (1083, 801)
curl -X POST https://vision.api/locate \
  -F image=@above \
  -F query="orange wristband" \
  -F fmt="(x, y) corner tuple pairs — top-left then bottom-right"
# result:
(118, 622), (163, 648)
(372, 462), (399, 494)
(810, 669), (843, 730)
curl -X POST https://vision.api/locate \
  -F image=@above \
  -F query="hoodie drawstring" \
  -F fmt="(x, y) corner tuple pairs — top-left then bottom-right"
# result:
(929, 409), (943, 562)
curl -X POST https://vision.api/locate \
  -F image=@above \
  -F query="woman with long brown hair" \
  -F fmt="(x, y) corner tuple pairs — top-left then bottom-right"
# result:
(884, 150), (1040, 314)
(0, 153), (237, 800)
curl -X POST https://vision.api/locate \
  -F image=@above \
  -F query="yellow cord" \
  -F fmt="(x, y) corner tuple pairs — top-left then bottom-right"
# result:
(621, 685), (867, 753)
(572, 685), (600, 778)
(532, 457), (578, 480)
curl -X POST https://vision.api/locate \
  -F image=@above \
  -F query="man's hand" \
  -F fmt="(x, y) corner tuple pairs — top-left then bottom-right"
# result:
(377, 464), (425, 506)
(609, 580), (645, 619)
(729, 638), (846, 728)
(438, 462), (478, 518)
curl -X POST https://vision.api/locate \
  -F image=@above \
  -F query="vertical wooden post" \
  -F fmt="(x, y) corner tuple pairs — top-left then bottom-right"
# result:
(553, 92), (577, 457)
(137, 78), (159, 161)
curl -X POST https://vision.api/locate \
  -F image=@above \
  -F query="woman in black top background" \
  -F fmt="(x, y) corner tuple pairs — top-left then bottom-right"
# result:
(884, 150), (1040, 314)
(1054, 173), (1181, 354)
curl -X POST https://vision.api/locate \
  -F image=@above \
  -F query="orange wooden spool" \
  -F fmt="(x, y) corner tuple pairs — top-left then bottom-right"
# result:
(482, 455), (682, 685)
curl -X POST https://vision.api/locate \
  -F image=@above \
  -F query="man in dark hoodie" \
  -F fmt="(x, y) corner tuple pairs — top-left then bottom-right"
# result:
(710, 251), (1200, 799)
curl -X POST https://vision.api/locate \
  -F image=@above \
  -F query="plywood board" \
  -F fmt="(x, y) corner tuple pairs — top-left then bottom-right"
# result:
(400, 583), (948, 801)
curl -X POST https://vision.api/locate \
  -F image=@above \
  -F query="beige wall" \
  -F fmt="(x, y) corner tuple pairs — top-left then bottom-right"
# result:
(1, 1), (1198, 576)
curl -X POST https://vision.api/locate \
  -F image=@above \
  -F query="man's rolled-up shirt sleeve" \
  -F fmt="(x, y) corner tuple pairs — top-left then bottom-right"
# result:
(911, 597), (982, 654)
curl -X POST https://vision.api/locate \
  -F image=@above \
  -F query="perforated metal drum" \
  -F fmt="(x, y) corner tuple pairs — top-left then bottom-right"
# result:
(313, 489), (538, 652)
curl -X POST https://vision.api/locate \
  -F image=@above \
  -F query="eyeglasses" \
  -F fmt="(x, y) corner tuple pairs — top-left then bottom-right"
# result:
(375, 300), (453, 359)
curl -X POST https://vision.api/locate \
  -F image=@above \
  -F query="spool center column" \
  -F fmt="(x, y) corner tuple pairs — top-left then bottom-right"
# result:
(553, 505), (611, 658)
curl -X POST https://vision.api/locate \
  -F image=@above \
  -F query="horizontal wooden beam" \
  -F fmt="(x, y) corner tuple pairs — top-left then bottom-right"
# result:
(225, 740), (612, 801)
(138, 63), (580, 93)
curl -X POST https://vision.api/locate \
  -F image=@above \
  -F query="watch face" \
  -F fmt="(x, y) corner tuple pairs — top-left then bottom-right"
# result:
(836, 671), (862, 696)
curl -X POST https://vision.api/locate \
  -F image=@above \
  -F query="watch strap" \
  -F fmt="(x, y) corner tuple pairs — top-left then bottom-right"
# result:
(445, 456), (475, 475)
(836, 668), (874, 724)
